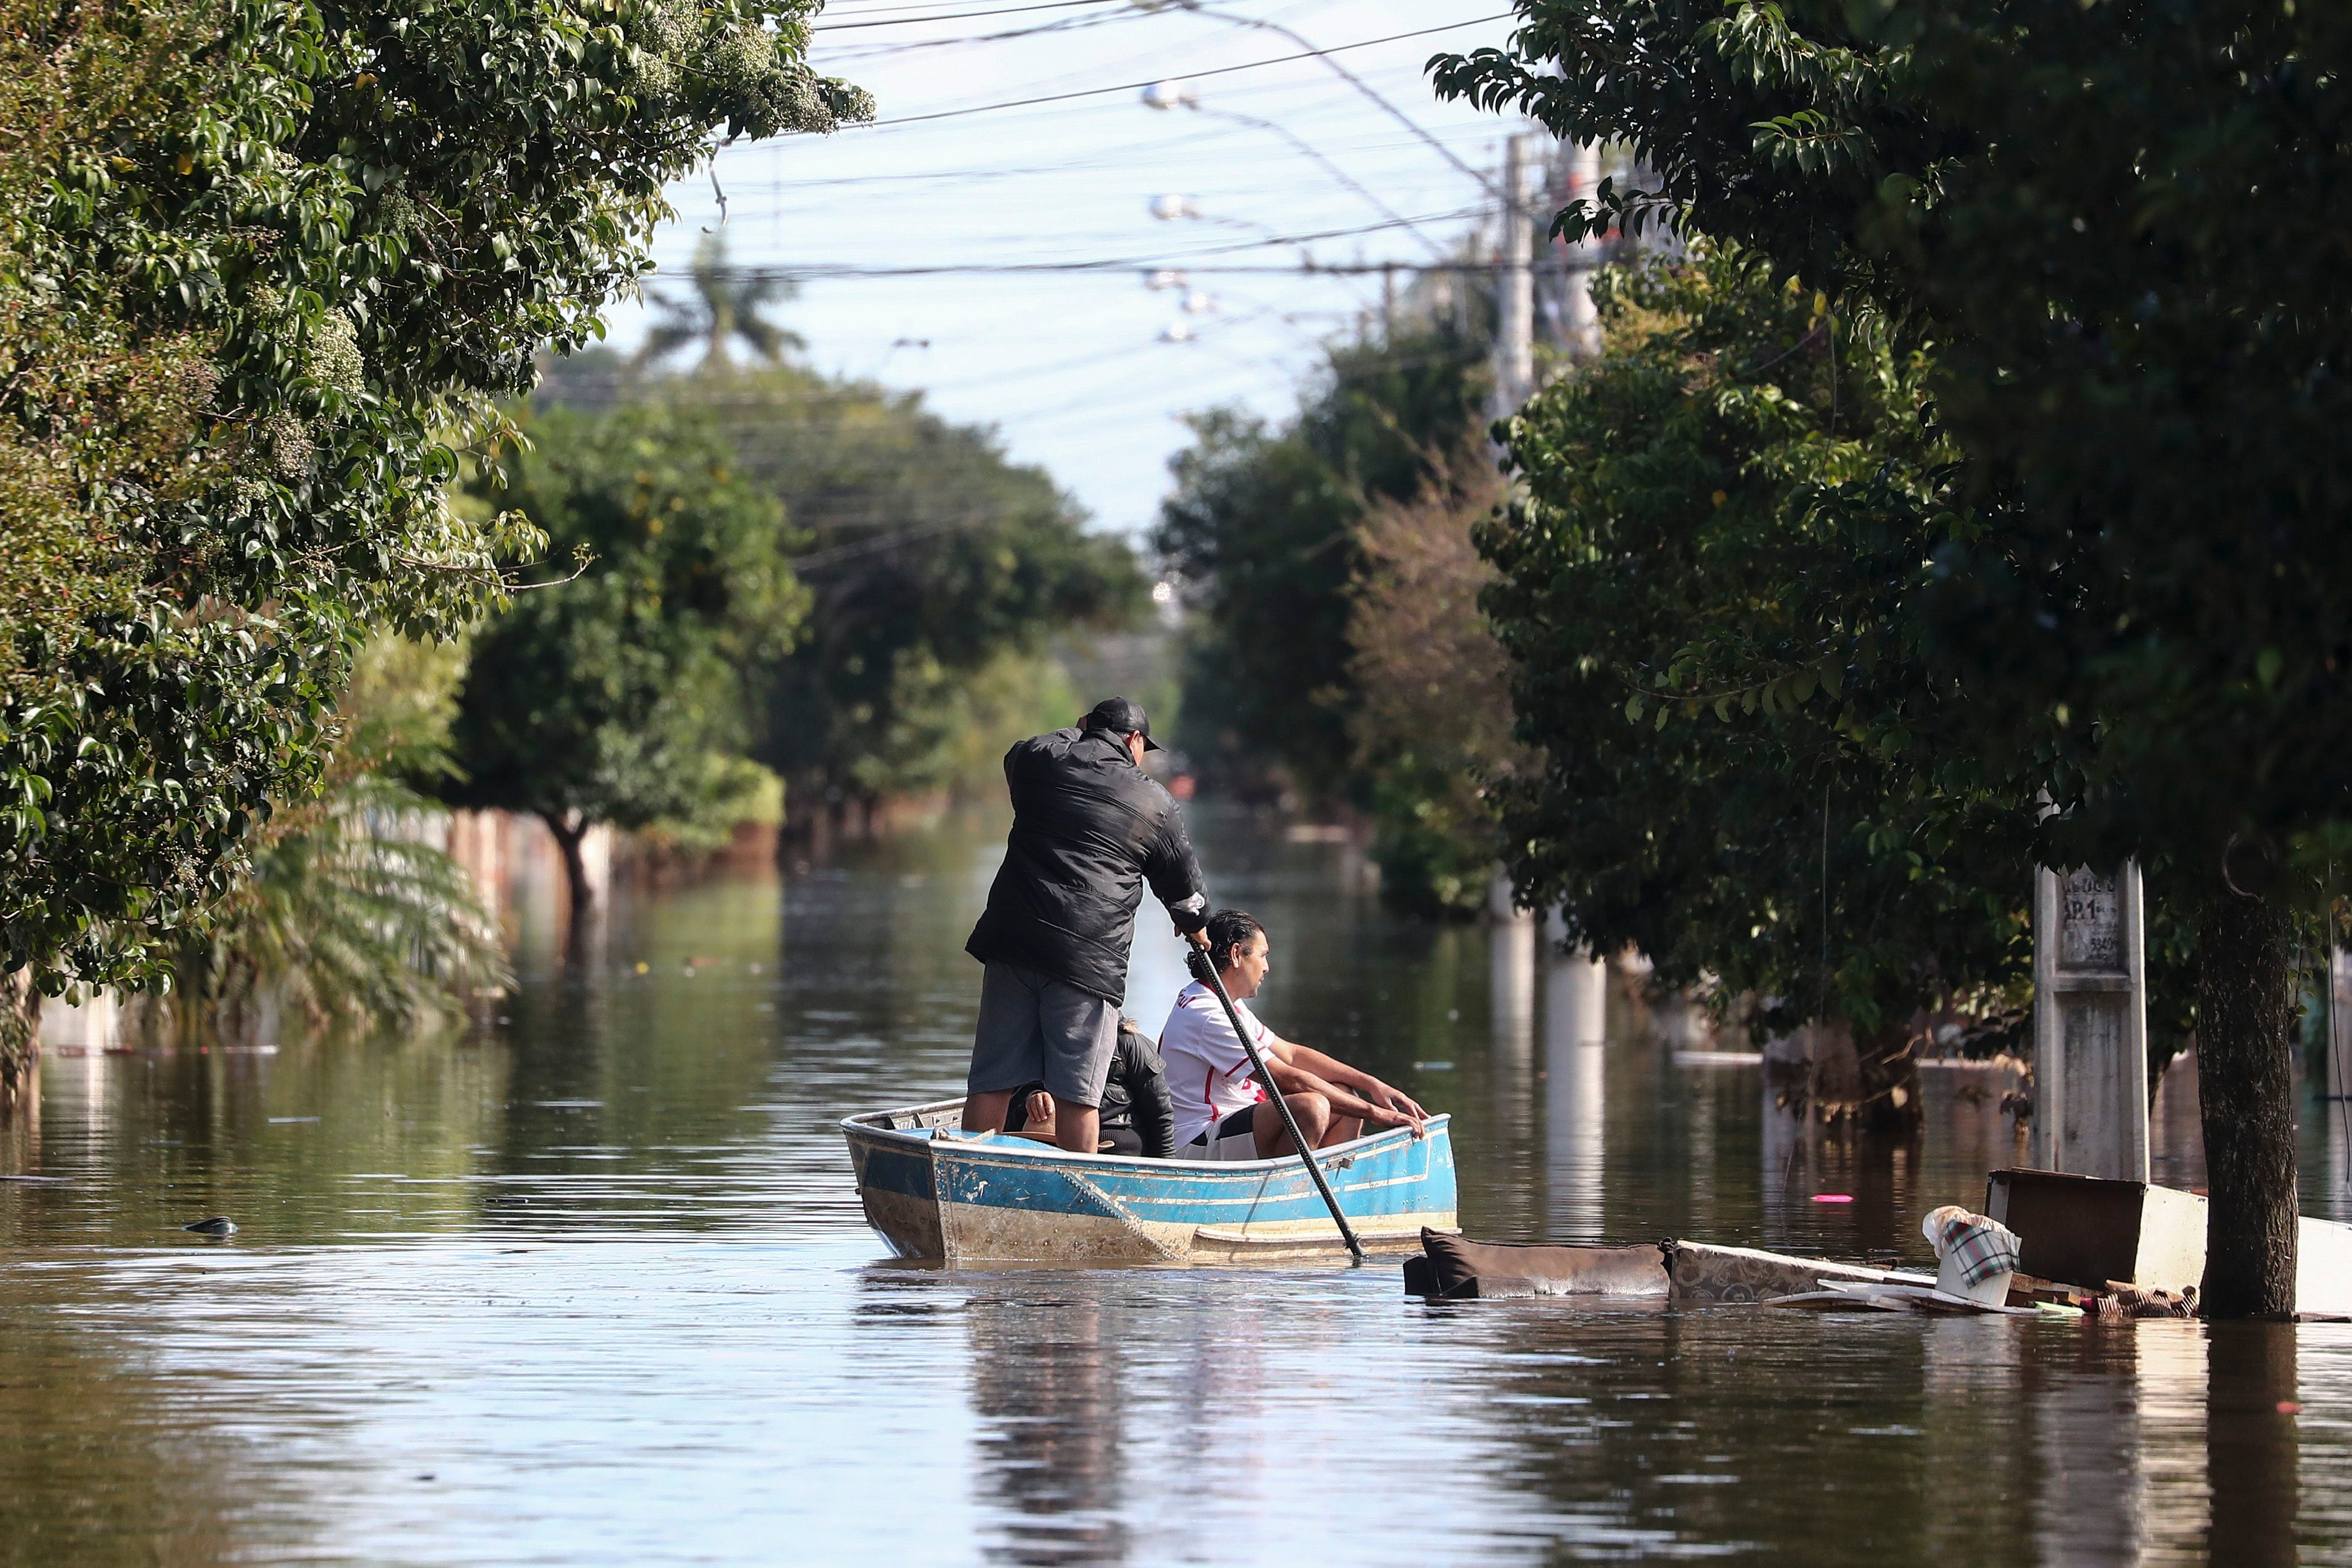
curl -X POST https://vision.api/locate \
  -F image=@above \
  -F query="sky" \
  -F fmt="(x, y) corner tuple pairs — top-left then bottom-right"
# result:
(602, 0), (1528, 546)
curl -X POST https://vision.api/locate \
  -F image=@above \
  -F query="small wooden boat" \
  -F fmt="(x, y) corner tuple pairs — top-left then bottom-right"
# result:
(842, 1098), (1457, 1265)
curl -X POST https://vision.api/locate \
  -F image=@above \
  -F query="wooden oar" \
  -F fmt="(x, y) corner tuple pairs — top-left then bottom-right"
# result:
(1186, 943), (1366, 1264)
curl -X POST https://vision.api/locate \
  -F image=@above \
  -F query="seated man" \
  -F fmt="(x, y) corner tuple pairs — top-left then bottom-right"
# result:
(1002, 1017), (1175, 1158)
(1158, 909), (1427, 1159)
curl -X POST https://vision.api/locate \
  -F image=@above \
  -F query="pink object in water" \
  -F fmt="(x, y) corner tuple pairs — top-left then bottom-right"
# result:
(1810, 1193), (1854, 1204)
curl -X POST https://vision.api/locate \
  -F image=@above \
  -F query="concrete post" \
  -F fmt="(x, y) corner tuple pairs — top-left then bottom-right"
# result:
(2032, 861), (2151, 1180)
(1489, 132), (1535, 427)
(1559, 141), (1603, 362)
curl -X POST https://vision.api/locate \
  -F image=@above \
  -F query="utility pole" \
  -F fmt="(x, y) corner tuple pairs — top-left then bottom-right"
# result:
(1560, 141), (1603, 362)
(1489, 132), (1535, 428)
(1381, 261), (1397, 343)
(1485, 132), (1538, 921)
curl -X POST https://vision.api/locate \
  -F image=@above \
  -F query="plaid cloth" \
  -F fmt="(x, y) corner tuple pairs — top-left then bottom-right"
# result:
(1922, 1205), (2021, 1287)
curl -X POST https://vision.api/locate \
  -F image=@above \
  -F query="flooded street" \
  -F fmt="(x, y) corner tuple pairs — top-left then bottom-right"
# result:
(6, 807), (2352, 1566)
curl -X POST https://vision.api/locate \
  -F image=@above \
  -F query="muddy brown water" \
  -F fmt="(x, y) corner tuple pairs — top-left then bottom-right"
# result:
(4, 806), (2350, 1566)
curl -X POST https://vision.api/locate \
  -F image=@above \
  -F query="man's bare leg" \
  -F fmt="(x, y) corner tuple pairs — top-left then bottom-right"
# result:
(1051, 1101), (1101, 1154)
(1253, 1093), (1331, 1158)
(963, 1089), (1015, 1132)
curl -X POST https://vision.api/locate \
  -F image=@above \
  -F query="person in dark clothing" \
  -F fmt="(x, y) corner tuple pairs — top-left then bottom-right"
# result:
(963, 697), (1209, 1153)
(1002, 1018), (1177, 1158)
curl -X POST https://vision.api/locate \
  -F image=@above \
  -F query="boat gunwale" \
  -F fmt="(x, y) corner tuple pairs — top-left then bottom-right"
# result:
(840, 1101), (1450, 1178)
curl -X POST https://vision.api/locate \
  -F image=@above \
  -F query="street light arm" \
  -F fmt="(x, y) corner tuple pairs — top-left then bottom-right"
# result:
(1171, 2), (1505, 201)
(1193, 104), (1451, 261)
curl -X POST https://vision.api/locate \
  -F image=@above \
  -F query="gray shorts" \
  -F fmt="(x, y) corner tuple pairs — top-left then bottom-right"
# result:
(968, 961), (1121, 1108)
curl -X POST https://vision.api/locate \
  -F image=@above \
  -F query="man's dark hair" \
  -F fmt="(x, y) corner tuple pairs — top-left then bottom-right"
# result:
(1205, 908), (1265, 971)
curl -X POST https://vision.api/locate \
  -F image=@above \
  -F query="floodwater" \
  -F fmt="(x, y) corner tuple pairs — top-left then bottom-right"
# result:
(5, 806), (2352, 1566)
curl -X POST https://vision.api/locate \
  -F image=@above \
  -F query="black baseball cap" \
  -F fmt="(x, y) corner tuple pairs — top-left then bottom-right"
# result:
(1083, 696), (1162, 751)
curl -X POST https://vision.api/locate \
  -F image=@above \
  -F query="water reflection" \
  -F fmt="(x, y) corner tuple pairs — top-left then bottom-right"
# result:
(2209, 1324), (2301, 1568)
(967, 1291), (1129, 1566)
(7, 805), (2352, 1565)
(1542, 959), (1608, 1244)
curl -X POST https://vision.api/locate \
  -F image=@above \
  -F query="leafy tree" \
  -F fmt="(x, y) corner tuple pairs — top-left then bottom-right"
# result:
(1435, 0), (2351, 1312)
(0, 0), (867, 1082)
(635, 232), (805, 371)
(1344, 443), (1518, 919)
(441, 401), (803, 916)
(1155, 323), (1489, 805)
(1483, 248), (2033, 1131)
(539, 353), (1149, 827)
(153, 635), (508, 1042)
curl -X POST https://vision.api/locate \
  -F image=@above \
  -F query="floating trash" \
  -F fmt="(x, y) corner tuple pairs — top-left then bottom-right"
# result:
(1811, 1194), (1855, 1204)
(1413, 1061), (1455, 1072)
(183, 1217), (237, 1235)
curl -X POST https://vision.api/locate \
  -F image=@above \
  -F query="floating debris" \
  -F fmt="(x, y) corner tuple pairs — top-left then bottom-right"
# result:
(1413, 1060), (1454, 1072)
(1810, 1194), (1854, 1204)
(183, 1217), (237, 1236)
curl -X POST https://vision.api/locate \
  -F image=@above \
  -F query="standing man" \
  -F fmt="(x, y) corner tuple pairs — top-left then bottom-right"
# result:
(963, 698), (1209, 1152)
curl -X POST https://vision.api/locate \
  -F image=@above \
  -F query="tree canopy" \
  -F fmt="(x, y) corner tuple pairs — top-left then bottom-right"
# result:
(1483, 247), (2037, 1127)
(441, 400), (801, 910)
(1155, 321), (1490, 806)
(0, 0), (866, 1069)
(1435, 0), (2352, 1312)
(539, 347), (1148, 823)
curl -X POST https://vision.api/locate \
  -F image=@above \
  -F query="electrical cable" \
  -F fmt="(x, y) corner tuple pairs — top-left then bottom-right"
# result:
(814, 0), (1134, 29)
(1166, 3), (1505, 198)
(648, 202), (1485, 281)
(817, 8), (1153, 59)
(806, 14), (1514, 131)
(1156, 101), (1450, 260)
(703, 119), (1503, 190)
(658, 257), (1505, 277)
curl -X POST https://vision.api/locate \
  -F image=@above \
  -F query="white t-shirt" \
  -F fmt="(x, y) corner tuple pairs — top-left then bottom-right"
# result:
(1160, 980), (1274, 1149)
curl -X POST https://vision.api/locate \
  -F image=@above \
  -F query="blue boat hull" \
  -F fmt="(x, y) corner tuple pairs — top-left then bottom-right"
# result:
(843, 1099), (1457, 1264)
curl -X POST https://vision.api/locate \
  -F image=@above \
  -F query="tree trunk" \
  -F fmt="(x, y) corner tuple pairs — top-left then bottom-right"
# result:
(543, 812), (595, 924)
(1802, 1017), (1922, 1139)
(2195, 871), (2299, 1319)
(1856, 1016), (1924, 1139)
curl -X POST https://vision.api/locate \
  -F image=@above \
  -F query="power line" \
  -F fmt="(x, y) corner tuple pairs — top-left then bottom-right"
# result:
(649, 203), (1487, 282)
(1169, 4), (1504, 198)
(1151, 99), (1451, 260)
(818, 14), (1514, 131)
(817, 7), (1150, 59)
(702, 120), (1503, 190)
(668, 258), (1507, 278)
(813, 0), (1132, 29)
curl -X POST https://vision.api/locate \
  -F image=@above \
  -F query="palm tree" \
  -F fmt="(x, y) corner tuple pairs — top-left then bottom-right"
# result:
(635, 232), (804, 372)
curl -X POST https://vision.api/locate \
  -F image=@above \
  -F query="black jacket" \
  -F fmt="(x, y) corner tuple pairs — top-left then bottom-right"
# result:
(1004, 1020), (1177, 1158)
(965, 727), (1208, 1002)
